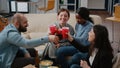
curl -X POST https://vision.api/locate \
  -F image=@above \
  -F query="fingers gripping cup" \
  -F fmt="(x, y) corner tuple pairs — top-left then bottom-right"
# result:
(57, 29), (63, 40)
(62, 27), (69, 39)
(49, 25), (69, 39)
(49, 25), (57, 35)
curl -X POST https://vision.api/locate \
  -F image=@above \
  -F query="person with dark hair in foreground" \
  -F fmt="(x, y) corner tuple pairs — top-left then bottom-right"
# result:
(67, 25), (113, 68)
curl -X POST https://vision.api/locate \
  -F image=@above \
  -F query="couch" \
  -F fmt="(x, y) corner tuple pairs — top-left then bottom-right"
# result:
(23, 13), (102, 56)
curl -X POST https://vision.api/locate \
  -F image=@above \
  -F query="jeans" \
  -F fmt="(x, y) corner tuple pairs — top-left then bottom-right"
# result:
(69, 52), (88, 66)
(11, 48), (37, 68)
(56, 46), (79, 68)
(70, 64), (81, 68)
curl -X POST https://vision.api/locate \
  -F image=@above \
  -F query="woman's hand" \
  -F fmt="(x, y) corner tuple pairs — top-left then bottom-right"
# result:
(80, 60), (90, 68)
(67, 32), (74, 42)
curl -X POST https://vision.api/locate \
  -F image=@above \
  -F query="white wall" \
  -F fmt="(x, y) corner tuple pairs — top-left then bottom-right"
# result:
(80, 0), (88, 8)
(88, 0), (105, 9)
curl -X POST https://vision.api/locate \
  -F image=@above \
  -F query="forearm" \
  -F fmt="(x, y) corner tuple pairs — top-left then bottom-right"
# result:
(69, 39), (89, 52)
(8, 32), (49, 48)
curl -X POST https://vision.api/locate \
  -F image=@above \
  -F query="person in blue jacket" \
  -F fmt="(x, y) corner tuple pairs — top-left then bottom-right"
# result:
(56, 7), (93, 68)
(0, 13), (59, 68)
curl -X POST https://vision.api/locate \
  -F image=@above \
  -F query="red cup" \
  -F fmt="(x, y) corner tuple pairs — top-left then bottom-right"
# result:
(57, 29), (62, 35)
(57, 29), (63, 40)
(62, 27), (69, 39)
(49, 25), (57, 35)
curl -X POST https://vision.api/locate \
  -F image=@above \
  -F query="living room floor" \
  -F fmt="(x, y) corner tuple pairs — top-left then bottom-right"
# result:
(90, 10), (120, 55)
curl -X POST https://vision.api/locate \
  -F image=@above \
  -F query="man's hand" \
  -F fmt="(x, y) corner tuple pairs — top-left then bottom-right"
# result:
(48, 35), (59, 44)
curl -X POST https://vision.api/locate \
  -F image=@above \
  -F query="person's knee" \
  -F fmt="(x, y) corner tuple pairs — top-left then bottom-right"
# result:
(79, 52), (88, 60)
(69, 55), (79, 65)
(11, 57), (35, 68)
(27, 48), (37, 57)
(56, 48), (65, 56)
(69, 52), (88, 65)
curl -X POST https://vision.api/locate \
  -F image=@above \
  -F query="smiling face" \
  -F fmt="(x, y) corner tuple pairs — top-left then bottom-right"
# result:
(18, 17), (28, 32)
(88, 28), (95, 44)
(57, 11), (69, 25)
(17, 15), (28, 32)
(13, 13), (28, 32)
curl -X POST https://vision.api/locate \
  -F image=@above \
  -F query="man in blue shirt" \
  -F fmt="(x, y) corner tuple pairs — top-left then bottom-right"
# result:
(0, 13), (59, 68)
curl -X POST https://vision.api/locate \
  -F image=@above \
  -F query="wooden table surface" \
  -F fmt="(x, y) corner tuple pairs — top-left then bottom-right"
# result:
(106, 17), (120, 22)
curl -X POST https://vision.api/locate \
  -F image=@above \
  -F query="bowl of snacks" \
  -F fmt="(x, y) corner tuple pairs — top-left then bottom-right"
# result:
(39, 60), (53, 68)
(48, 66), (59, 68)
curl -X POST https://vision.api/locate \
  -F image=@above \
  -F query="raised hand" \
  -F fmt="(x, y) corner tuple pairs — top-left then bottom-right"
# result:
(48, 35), (59, 44)
(67, 32), (73, 42)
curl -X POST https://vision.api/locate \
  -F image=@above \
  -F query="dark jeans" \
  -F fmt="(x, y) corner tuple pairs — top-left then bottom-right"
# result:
(69, 52), (88, 67)
(70, 64), (81, 68)
(56, 46), (88, 68)
(56, 46), (79, 68)
(11, 48), (37, 68)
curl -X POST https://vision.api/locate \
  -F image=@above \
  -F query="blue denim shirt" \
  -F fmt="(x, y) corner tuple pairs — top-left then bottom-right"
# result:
(0, 24), (49, 68)
(74, 21), (93, 46)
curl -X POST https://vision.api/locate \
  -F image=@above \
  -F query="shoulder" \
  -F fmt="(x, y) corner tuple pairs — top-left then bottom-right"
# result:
(66, 23), (74, 28)
(84, 21), (93, 29)
(7, 24), (18, 33)
(98, 50), (113, 59)
(2, 24), (19, 37)
(2, 24), (17, 33)
(86, 21), (93, 26)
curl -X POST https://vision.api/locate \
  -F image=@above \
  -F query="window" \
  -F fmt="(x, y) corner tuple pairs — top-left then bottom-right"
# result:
(17, 2), (29, 12)
(10, 1), (29, 13)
